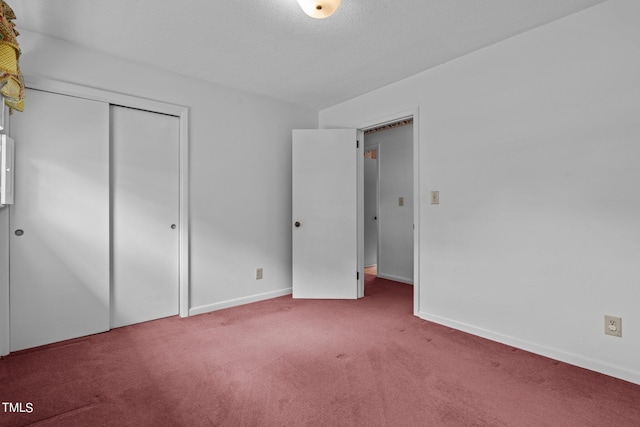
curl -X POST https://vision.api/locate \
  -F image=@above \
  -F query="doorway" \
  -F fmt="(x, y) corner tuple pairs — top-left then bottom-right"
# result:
(291, 109), (419, 313)
(362, 119), (414, 285)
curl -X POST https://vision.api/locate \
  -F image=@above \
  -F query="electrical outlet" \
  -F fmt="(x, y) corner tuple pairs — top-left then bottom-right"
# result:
(604, 315), (622, 337)
(256, 268), (263, 280)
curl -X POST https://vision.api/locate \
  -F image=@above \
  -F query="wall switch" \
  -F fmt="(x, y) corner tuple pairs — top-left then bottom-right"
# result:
(398, 197), (404, 207)
(430, 191), (439, 205)
(604, 315), (622, 337)
(256, 268), (263, 280)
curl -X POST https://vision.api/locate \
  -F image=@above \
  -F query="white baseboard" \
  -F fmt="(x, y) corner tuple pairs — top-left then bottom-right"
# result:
(419, 311), (640, 386)
(377, 272), (413, 285)
(189, 288), (292, 316)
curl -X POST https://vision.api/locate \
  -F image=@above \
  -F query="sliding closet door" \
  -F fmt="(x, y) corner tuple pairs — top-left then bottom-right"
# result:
(9, 89), (110, 351)
(111, 106), (180, 328)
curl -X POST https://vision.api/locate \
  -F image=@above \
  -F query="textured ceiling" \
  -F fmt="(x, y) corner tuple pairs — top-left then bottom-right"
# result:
(11, 0), (607, 110)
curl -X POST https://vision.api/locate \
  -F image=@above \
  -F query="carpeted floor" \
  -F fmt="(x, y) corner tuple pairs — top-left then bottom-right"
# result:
(1, 274), (639, 426)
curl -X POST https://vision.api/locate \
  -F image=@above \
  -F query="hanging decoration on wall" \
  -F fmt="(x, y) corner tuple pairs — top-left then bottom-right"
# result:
(0, 1), (24, 112)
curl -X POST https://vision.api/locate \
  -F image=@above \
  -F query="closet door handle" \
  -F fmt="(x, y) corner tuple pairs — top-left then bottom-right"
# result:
(15, 229), (24, 236)
(170, 224), (176, 230)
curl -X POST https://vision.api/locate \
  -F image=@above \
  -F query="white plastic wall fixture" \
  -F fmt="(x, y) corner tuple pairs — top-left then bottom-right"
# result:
(0, 135), (15, 205)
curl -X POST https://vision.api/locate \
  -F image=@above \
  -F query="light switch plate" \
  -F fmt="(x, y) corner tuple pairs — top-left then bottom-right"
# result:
(399, 197), (404, 207)
(430, 191), (439, 205)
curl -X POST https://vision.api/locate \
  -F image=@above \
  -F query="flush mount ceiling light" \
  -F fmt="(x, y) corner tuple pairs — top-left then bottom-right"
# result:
(296, 0), (342, 19)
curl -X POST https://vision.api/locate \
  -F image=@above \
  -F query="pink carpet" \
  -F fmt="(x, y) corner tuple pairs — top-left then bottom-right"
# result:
(2, 274), (639, 426)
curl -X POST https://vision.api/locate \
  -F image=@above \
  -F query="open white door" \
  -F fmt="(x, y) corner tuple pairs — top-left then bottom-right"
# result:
(292, 129), (363, 299)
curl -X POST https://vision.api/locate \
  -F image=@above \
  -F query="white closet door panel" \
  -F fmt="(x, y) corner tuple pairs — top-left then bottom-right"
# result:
(9, 89), (110, 351)
(111, 106), (179, 328)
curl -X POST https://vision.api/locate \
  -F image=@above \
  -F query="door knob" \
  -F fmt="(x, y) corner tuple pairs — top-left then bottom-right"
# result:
(15, 229), (24, 236)
(170, 224), (176, 229)
(294, 221), (301, 228)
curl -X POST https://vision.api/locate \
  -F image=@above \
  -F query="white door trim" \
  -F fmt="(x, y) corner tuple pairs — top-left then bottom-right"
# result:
(354, 108), (420, 316)
(20, 76), (190, 318)
(0, 106), (10, 355)
(357, 130), (365, 298)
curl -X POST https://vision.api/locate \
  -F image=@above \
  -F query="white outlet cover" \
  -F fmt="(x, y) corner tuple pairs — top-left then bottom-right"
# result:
(604, 315), (622, 337)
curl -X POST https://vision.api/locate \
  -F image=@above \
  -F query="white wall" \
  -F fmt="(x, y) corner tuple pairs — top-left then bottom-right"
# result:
(365, 125), (414, 283)
(0, 29), (317, 353)
(320, 0), (640, 384)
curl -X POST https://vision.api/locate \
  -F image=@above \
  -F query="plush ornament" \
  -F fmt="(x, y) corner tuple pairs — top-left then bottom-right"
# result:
(0, 1), (24, 112)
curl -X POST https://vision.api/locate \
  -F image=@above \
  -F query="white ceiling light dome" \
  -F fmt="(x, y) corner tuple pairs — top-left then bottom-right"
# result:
(296, 0), (342, 19)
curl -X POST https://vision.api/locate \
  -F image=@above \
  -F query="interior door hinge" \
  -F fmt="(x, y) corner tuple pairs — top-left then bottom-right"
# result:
(357, 140), (360, 148)
(357, 271), (360, 280)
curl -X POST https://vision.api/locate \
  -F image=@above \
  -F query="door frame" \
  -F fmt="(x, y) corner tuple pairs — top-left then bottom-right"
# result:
(354, 108), (420, 315)
(362, 141), (380, 270)
(0, 77), (190, 355)
(0, 106), (9, 355)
